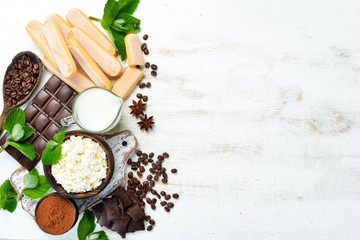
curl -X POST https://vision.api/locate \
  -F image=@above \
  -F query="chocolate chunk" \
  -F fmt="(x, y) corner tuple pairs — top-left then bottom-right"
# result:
(112, 187), (133, 209)
(127, 220), (145, 232)
(92, 202), (104, 220)
(126, 204), (145, 222)
(111, 214), (131, 235)
(126, 190), (139, 204)
(97, 208), (112, 228)
(103, 198), (123, 221)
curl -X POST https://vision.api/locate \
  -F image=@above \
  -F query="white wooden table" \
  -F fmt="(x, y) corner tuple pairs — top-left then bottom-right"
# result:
(1, 0), (360, 239)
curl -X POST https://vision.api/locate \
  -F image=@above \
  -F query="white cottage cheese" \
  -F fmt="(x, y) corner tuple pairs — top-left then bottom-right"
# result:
(51, 135), (108, 193)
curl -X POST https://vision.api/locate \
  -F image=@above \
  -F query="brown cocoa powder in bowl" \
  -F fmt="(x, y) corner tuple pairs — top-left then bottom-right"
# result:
(35, 195), (76, 235)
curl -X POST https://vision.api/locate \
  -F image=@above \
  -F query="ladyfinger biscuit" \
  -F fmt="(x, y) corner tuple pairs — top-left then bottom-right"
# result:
(43, 20), (77, 78)
(46, 14), (71, 40)
(43, 56), (95, 92)
(66, 8), (116, 55)
(125, 34), (144, 67)
(26, 20), (58, 68)
(112, 66), (144, 99)
(66, 38), (112, 89)
(68, 27), (122, 77)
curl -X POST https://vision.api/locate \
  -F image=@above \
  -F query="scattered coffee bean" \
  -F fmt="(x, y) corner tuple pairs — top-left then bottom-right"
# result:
(141, 43), (147, 50)
(143, 34), (148, 40)
(145, 62), (150, 68)
(163, 152), (169, 158)
(151, 71), (157, 76)
(133, 23), (137, 29)
(145, 82), (151, 88)
(165, 194), (171, 200)
(128, 172), (133, 179)
(149, 152), (154, 158)
(160, 191), (166, 196)
(148, 157), (153, 163)
(140, 166), (145, 172)
(147, 225), (153, 231)
(149, 219), (155, 225)
(147, 175), (152, 181)
(143, 95), (148, 102)
(150, 180), (155, 187)
(144, 49), (149, 55)
(154, 175), (159, 181)
(136, 93), (143, 99)
(171, 168), (177, 173)
(143, 181), (149, 186)
(173, 193), (179, 199)
(161, 178), (168, 184)
(165, 207), (170, 212)
(146, 198), (152, 204)
(135, 65), (141, 69)
(151, 64), (157, 70)
(160, 201), (167, 206)
(163, 173), (168, 179)
(168, 202), (174, 208)
(145, 215), (151, 221)
(137, 171), (143, 177)
(151, 198), (157, 204)
(137, 151), (142, 156)
(142, 153), (148, 159)
(151, 204), (156, 210)
(158, 155), (164, 161)
(139, 82), (146, 88)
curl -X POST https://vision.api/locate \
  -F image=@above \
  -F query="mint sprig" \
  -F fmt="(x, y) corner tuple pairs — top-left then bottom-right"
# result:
(19, 168), (51, 200)
(0, 180), (18, 213)
(0, 108), (36, 160)
(89, 0), (141, 60)
(41, 127), (66, 165)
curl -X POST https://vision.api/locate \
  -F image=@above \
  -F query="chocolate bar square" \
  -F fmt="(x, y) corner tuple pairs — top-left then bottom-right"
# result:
(126, 204), (145, 222)
(112, 187), (133, 209)
(103, 198), (123, 221)
(111, 214), (130, 235)
(126, 220), (145, 232)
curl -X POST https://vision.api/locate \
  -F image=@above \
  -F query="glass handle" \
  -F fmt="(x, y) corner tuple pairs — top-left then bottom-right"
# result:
(61, 116), (75, 127)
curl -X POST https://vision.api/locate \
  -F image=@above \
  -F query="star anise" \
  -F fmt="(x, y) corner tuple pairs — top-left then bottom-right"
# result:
(137, 114), (155, 132)
(129, 99), (146, 118)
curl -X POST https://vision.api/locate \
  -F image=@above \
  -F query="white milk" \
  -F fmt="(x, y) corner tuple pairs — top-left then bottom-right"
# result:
(73, 88), (122, 132)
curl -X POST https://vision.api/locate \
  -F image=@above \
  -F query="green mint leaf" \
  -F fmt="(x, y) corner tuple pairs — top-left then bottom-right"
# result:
(113, 13), (141, 33)
(0, 180), (18, 213)
(108, 28), (127, 60)
(88, 231), (109, 240)
(41, 143), (61, 165)
(8, 140), (36, 161)
(77, 210), (96, 240)
(18, 126), (34, 141)
(8, 123), (24, 141)
(102, 0), (122, 26)
(23, 169), (40, 189)
(3, 108), (26, 134)
(47, 140), (59, 150)
(116, 0), (140, 16)
(53, 127), (66, 143)
(23, 176), (50, 199)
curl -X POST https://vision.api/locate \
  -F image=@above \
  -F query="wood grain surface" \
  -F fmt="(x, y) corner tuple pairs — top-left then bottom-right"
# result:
(1, 0), (360, 239)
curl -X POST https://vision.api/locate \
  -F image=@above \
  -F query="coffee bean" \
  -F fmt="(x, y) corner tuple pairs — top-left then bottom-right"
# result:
(145, 215), (151, 221)
(151, 198), (157, 204)
(149, 219), (155, 225)
(151, 204), (156, 210)
(138, 157), (144, 162)
(154, 175), (159, 181)
(148, 158), (153, 163)
(151, 64), (158, 70)
(128, 172), (133, 178)
(147, 225), (153, 231)
(165, 207), (170, 212)
(162, 178), (168, 184)
(140, 166), (145, 172)
(165, 194), (171, 200)
(150, 180), (155, 187)
(144, 49), (149, 55)
(143, 34), (148, 40)
(149, 152), (154, 158)
(142, 153), (148, 159)
(137, 93), (143, 99)
(171, 168), (178, 173)
(147, 175), (152, 181)
(173, 193), (179, 199)
(141, 201), (145, 206)
(141, 43), (147, 50)
(145, 62), (150, 68)
(133, 23), (137, 29)
(137, 151), (142, 156)
(143, 95), (148, 102)
(135, 65), (141, 69)
(143, 181), (149, 186)
(146, 198), (152, 204)
(163, 173), (168, 179)
(137, 171), (143, 177)
(160, 168), (166, 173)
(150, 168), (155, 174)
(139, 82), (146, 88)
(151, 71), (157, 76)
(156, 160), (162, 166)
(160, 201), (167, 206)
(158, 155), (164, 161)
(146, 82), (151, 88)
(168, 202), (174, 208)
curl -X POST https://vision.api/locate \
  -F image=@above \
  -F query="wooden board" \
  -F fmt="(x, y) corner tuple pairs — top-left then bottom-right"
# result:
(10, 130), (137, 218)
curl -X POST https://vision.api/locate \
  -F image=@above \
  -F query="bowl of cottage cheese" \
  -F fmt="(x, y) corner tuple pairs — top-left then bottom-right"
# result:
(43, 130), (115, 199)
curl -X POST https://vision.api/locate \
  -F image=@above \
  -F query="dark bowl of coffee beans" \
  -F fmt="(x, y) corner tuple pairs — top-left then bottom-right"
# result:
(3, 51), (43, 109)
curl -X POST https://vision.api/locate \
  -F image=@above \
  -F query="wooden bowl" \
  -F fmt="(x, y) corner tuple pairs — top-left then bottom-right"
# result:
(43, 130), (115, 199)
(35, 193), (78, 235)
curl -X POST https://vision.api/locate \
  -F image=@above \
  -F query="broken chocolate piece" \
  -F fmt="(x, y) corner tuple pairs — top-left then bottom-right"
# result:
(126, 204), (145, 222)
(97, 208), (112, 228)
(112, 187), (132, 209)
(103, 198), (123, 221)
(126, 189), (139, 204)
(127, 219), (145, 232)
(92, 202), (104, 220)
(111, 214), (131, 235)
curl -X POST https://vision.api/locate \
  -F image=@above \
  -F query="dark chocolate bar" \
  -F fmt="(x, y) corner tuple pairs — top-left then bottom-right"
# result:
(0, 75), (76, 170)
(111, 214), (130, 235)
(126, 204), (145, 222)
(112, 187), (132, 209)
(127, 220), (145, 232)
(103, 198), (123, 221)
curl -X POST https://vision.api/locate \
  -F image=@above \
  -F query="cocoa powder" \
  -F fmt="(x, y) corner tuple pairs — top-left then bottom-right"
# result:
(35, 195), (76, 235)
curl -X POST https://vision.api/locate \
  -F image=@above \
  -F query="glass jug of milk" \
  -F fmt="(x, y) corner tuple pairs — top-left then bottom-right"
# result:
(61, 87), (123, 134)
